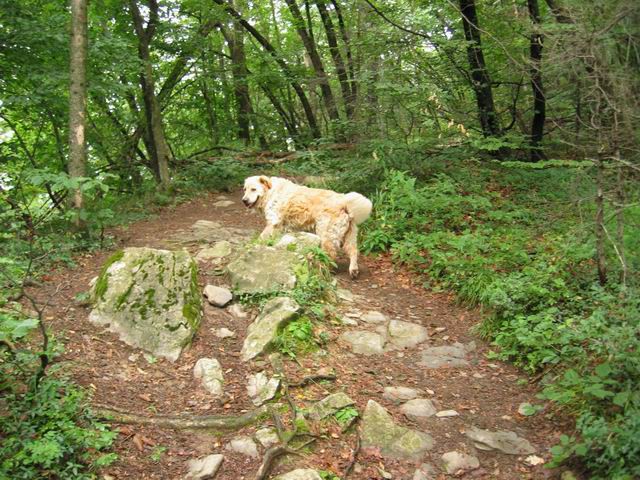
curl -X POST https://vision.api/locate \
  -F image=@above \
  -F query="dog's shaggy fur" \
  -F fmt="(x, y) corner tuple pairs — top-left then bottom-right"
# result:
(242, 176), (372, 278)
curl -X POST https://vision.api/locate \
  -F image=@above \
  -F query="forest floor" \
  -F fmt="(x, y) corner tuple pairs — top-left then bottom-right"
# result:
(30, 190), (569, 480)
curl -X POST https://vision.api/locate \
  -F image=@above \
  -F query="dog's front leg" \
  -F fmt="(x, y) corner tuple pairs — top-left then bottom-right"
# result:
(259, 223), (277, 240)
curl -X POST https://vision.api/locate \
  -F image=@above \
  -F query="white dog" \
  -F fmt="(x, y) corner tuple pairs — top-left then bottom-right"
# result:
(242, 176), (372, 278)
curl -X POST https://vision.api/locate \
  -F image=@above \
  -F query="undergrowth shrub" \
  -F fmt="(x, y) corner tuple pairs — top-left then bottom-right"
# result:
(362, 166), (639, 479)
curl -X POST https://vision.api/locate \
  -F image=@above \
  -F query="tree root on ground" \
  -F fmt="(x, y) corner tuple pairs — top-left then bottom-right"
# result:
(94, 403), (268, 431)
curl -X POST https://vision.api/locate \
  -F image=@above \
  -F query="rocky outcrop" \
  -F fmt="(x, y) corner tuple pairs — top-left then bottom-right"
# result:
(241, 297), (299, 361)
(89, 248), (201, 362)
(361, 400), (434, 460)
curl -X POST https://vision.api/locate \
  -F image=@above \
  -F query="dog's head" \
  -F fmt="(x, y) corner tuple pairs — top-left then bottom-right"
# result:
(242, 175), (272, 208)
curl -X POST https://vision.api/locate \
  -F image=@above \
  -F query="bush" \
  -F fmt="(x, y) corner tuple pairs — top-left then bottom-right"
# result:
(361, 166), (640, 479)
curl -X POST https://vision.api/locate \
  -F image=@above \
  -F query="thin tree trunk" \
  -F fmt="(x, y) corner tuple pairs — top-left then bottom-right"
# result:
(316, 0), (353, 119)
(330, 0), (357, 106)
(226, 20), (252, 144)
(68, 0), (88, 227)
(212, 0), (320, 139)
(130, 0), (171, 190)
(284, 0), (340, 125)
(527, 0), (546, 161)
(595, 154), (607, 286)
(458, 0), (501, 137)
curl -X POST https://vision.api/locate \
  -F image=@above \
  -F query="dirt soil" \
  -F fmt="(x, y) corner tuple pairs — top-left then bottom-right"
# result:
(31, 190), (570, 480)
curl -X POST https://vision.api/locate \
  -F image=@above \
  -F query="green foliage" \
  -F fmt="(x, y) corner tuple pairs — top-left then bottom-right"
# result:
(334, 406), (359, 426)
(361, 165), (640, 479)
(274, 316), (315, 359)
(172, 158), (252, 195)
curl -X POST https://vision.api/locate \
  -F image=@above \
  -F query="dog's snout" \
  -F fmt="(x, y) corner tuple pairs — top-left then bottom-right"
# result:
(242, 197), (251, 206)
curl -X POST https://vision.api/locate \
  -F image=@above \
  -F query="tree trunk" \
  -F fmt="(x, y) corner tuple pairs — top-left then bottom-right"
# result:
(68, 0), (88, 227)
(130, 0), (171, 190)
(527, 0), (546, 161)
(330, 0), (357, 106)
(284, 0), (340, 125)
(595, 155), (607, 286)
(212, 0), (320, 139)
(458, 0), (501, 137)
(228, 19), (252, 144)
(316, 0), (354, 120)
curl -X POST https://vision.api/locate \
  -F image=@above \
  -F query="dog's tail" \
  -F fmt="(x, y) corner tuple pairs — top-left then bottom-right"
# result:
(344, 192), (372, 225)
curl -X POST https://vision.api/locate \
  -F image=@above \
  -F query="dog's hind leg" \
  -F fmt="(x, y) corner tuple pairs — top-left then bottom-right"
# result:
(342, 221), (359, 278)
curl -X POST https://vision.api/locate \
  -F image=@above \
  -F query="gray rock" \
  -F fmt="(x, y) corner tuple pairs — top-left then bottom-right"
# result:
(383, 386), (420, 402)
(273, 469), (323, 480)
(340, 330), (385, 355)
(225, 436), (259, 458)
(254, 427), (280, 449)
(247, 371), (280, 406)
(227, 303), (248, 319)
(193, 358), (224, 396)
(214, 328), (235, 339)
(275, 232), (321, 250)
(213, 200), (235, 207)
(418, 342), (473, 369)
(89, 248), (201, 362)
(361, 400), (434, 460)
(361, 311), (388, 324)
(241, 297), (299, 361)
(441, 451), (480, 475)
(306, 392), (355, 421)
(339, 316), (358, 326)
(465, 426), (536, 454)
(196, 241), (233, 262)
(227, 245), (300, 295)
(412, 463), (436, 480)
(386, 320), (428, 349)
(337, 288), (355, 303)
(435, 409), (459, 418)
(401, 399), (437, 421)
(203, 285), (233, 307)
(185, 454), (224, 479)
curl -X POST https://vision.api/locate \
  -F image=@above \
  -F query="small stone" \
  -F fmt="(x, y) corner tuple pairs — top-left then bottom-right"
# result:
(378, 468), (393, 479)
(193, 358), (224, 396)
(418, 342), (472, 369)
(435, 410), (459, 418)
(128, 353), (139, 362)
(386, 319), (428, 349)
(273, 469), (323, 480)
(214, 328), (235, 339)
(383, 386), (420, 402)
(307, 392), (355, 421)
(524, 455), (545, 466)
(185, 454), (224, 479)
(339, 316), (358, 326)
(227, 303), (248, 318)
(401, 399), (437, 421)
(361, 311), (387, 324)
(337, 288), (355, 303)
(433, 327), (447, 333)
(441, 451), (479, 475)
(203, 285), (233, 307)
(225, 436), (259, 458)
(413, 463), (436, 480)
(213, 200), (235, 207)
(247, 371), (280, 406)
(255, 427), (280, 449)
(340, 330), (385, 355)
(473, 373), (485, 379)
(465, 426), (536, 454)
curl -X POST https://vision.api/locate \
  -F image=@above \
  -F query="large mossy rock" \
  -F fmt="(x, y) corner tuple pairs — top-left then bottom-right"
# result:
(89, 248), (202, 362)
(241, 297), (299, 361)
(361, 400), (434, 460)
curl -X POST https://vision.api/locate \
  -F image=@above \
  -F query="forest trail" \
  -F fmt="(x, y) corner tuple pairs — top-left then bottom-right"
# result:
(35, 191), (563, 480)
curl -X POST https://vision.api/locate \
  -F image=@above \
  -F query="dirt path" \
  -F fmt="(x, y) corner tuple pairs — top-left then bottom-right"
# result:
(35, 191), (563, 480)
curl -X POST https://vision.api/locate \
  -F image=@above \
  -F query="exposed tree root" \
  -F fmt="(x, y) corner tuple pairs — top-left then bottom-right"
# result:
(288, 373), (337, 388)
(94, 404), (268, 431)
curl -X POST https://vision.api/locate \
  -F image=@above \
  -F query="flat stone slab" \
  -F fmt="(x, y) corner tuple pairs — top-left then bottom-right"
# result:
(340, 330), (385, 355)
(361, 311), (388, 324)
(185, 454), (224, 479)
(168, 220), (251, 246)
(361, 400), (434, 460)
(89, 248), (201, 362)
(213, 200), (235, 207)
(418, 342), (474, 369)
(196, 241), (233, 262)
(274, 470), (323, 480)
(386, 320), (428, 349)
(227, 245), (300, 295)
(241, 297), (299, 361)
(465, 426), (536, 454)
(306, 392), (355, 421)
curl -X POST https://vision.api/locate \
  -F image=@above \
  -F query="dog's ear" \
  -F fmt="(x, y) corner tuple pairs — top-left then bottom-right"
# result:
(259, 176), (272, 189)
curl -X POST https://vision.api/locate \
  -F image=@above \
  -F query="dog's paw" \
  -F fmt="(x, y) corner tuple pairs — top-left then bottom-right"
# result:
(349, 266), (359, 279)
